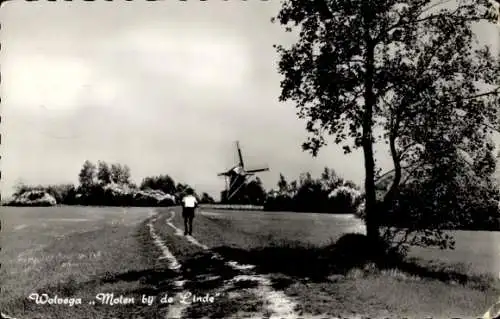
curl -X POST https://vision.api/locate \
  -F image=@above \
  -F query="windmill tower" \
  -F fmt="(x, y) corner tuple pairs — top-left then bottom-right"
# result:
(217, 141), (269, 203)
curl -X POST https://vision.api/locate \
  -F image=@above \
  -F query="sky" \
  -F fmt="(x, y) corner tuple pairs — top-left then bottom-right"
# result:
(0, 1), (499, 200)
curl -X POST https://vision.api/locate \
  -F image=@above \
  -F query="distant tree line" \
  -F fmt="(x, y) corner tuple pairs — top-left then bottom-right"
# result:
(8, 156), (500, 234)
(264, 167), (363, 214)
(8, 160), (215, 207)
(262, 158), (500, 232)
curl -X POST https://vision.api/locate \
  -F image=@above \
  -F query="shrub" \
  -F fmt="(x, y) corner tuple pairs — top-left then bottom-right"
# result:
(329, 233), (396, 273)
(200, 192), (215, 204)
(328, 184), (363, 214)
(264, 191), (294, 211)
(8, 190), (57, 206)
(45, 184), (77, 204)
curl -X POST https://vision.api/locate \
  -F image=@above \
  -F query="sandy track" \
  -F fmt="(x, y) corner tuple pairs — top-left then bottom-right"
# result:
(147, 212), (189, 319)
(160, 209), (369, 319)
(164, 210), (300, 319)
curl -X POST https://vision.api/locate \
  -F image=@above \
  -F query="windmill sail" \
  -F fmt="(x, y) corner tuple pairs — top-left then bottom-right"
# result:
(236, 141), (244, 168)
(218, 141), (270, 204)
(246, 168), (269, 174)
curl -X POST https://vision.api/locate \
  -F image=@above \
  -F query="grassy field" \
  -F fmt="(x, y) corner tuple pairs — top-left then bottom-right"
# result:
(161, 208), (500, 318)
(1, 206), (499, 319)
(1, 206), (170, 319)
(192, 209), (500, 278)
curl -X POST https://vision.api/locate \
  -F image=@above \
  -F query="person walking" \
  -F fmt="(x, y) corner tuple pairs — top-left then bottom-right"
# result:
(181, 188), (198, 236)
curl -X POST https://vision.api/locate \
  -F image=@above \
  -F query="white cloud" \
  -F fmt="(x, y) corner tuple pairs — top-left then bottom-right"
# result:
(2, 55), (92, 111)
(1, 53), (127, 114)
(84, 78), (121, 107)
(114, 27), (251, 91)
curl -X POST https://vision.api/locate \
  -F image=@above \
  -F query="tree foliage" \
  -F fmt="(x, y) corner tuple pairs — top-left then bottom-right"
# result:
(277, 173), (289, 195)
(265, 167), (362, 213)
(10, 160), (199, 207)
(273, 0), (500, 246)
(97, 161), (112, 185)
(78, 160), (97, 190)
(13, 183), (77, 205)
(200, 192), (216, 204)
(175, 183), (198, 200)
(110, 163), (131, 185)
(140, 174), (176, 195)
(244, 177), (267, 205)
(223, 176), (268, 205)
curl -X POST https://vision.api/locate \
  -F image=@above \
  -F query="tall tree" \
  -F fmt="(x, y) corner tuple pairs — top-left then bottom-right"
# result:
(110, 163), (131, 185)
(120, 165), (131, 184)
(277, 173), (289, 195)
(273, 0), (499, 243)
(245, 177), (267, 205)
(97, 161), (112, 185)
(110, 163), (120, 184)
(289, 180), (298, 197)
(320, 167), (344, 191)
(78, 160), (97, 189)
(295, 173), (324, 212)
(298, 172), (313, 187)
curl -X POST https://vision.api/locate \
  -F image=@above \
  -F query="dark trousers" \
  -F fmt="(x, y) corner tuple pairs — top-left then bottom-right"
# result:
(182, 207), (195, 235)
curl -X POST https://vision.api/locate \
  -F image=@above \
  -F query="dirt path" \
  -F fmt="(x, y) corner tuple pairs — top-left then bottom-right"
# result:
(146, 213), (188, 318)
(148, 209), (360, 319)
(148, 209), (308, 318)
(165, 210), (299, 318)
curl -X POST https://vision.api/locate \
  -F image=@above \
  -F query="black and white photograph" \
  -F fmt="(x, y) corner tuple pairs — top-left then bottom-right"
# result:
(1, 1), (500, 318)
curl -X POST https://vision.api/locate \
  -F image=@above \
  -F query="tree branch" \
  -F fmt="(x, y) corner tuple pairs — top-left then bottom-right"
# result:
(398, 142), (421, 161)
(399, 160), (429, 186)
(402, 88), (500, 118)
(377, 4), (469, 43)
(383, 115), (403, 207)
(375, 168), (396, 184)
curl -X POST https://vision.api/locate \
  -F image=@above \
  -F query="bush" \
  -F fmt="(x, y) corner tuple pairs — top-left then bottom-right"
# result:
(133, 190), (160, 206)
(7, 190), (57, 206)
(265, 180), (363, 214)
(293, 179), (327, 212)
(158, 194), (176, 206)
(264, 169), (363, 213)
(45, 184), (77, 204)
(379, 178), (500, 231)
(200, 192), (215, 204)
(74, 183), (177, 207)
(328, 185), (363, 214)
(264, 192), (294, 211)
(12, 161), (193, 207)
(329, 233), (396, 272)
(76, 184), (106, 205)
(140, 175), (176, 195)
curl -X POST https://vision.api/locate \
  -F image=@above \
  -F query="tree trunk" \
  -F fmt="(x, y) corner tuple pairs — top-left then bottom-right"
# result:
(362, 13), (380, 243)
(383, 133), (402, 207)
(362, 109), (379, 242)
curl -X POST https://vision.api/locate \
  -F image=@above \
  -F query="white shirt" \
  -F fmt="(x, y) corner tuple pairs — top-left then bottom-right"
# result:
(182, 195), (197, 208)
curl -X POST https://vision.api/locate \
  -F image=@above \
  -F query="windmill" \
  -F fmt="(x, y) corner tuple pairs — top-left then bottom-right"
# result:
(218, 141), (269, 203)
